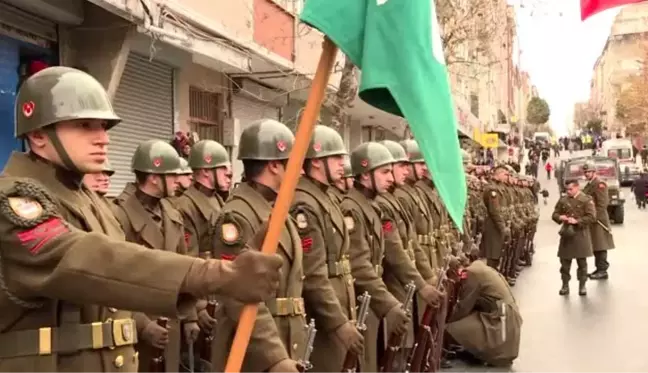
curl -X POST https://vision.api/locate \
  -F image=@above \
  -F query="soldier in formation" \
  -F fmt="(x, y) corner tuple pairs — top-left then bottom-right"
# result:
(2, 66), (539, 373)
(0, 67), (284, 372)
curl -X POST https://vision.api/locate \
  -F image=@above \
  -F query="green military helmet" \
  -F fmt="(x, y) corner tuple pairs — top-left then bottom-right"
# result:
(342, 157), (353, 178)
(379, 140), (408, 163)
(582, 161), (595, 172)
(237, 119), (295, 160)
(399, 139), (425, 163)
(306, 125), (347, 159)
(177, 158), (193, 175)
(350, 142), (395, 175)
(102, 160), (115, 176)
(189, 140), (230, 169)
(15, 66), (120, 137)
(461, 149), (472, 165)
(131, 140), (182, 174)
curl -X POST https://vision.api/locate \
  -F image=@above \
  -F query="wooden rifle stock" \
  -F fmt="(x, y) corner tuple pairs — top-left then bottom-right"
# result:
(150, 317), (168, 372)
(341, 292), (371, 373)
(380, 282), (416, 373)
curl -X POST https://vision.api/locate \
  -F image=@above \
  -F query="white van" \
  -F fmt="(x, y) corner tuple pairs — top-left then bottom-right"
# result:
(601, 138), (640, 185)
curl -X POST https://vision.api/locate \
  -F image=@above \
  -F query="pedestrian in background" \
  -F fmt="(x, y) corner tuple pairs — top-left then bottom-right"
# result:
(545, 161), (553, 180)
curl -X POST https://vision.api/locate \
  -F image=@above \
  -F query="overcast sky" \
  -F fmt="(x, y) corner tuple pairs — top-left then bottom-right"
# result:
(512, 0), (620, 136)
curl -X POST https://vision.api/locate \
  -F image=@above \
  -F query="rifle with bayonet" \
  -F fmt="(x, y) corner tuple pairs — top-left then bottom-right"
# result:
(297, 319), (317, 372)
(406, 258), (451, 373)
(341, 291), (371, 373)
(380, 281), (416, 373)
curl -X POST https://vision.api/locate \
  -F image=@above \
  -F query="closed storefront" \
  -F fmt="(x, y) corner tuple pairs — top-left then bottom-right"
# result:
(108, 53), (174, 196)
(0, 1), (58, 168)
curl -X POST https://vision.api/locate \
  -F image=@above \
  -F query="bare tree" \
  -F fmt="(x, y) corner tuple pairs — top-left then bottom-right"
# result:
(330, 55), (358, 131)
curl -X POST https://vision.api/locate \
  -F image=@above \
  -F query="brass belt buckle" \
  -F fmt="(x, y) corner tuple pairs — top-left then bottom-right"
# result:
(112, 319), (135, 347)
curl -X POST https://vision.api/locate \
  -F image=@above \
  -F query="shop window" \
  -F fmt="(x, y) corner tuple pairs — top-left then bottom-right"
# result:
(189, 86), (223, 142)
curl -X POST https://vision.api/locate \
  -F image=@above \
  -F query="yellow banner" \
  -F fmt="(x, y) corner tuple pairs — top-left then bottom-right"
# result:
(480, 133), (499, 149)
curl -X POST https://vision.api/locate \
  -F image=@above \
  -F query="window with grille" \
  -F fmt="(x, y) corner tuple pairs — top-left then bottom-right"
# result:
(189, 86), (223, 142)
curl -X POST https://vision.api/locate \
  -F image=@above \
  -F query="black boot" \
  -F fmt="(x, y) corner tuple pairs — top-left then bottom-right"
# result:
(590, 271), (608, 280)
(559, 281), (569, 295)
(579, 280), (587, 296)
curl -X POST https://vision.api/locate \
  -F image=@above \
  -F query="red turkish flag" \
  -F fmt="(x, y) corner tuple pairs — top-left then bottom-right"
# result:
(581, 0), (646, 20)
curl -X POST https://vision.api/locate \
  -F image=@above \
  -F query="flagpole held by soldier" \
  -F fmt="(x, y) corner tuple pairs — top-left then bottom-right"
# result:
(0, 66), (283, 372)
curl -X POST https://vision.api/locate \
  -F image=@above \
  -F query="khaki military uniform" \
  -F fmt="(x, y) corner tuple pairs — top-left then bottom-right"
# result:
(210, 182), (306, 372)
(482, 182), (508, 267)
(583, 178), (615, 272)
(0, 153), (198, 372)
(552, 193), (596, 281)
(446, 260), (522, 367)
(414, 180), (449, 265)
(112, 187), (195, 372)
(291, 177), (355, 371)
(171, 184), (225, 258)
(341, 187), (400, 373)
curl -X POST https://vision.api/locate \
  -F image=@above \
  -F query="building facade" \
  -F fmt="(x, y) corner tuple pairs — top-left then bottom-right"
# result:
(0, 0), (523, 194)
(589, 2), (648, 135)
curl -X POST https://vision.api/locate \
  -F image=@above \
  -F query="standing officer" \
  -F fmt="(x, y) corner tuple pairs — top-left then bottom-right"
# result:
(210, 119), (305, 373)
(0, 66), (284, 371)
(552, 178), (596, 295)
(341, 142), (410, 372)
(582, 162), (615, 280)
(112, 140), (200, 371)
(83, 160), (114, 198)
(291, 125), (363, 371)
(482, 166), (511, 269)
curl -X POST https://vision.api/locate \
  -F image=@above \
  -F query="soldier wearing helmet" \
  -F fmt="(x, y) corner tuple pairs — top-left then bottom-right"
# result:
(83, 159), (115, 197)
(339, 142), (409, 372)
(398, 140), (439, 271)
(481, 165), (513, 271)
(174, 158), (194, 196)
(404, 139), (454, 266)
(376, 140), (442, 367)
(581, 161), (615, 280)
(210, 119), (305, 373)
(330, 156), (353, 203)
(171, 139), (232, 361)
(0, 67), (283, 371)
(111, 140), (203, 368)
(289, 125), (363, 371)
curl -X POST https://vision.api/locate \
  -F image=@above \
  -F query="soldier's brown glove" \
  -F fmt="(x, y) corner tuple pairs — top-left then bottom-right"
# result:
(419, 284), (444, 307)
(183, 321), (200, 343)
(197, 308), (218, 332)
(333, 321), (364, 355)
(142, 321), (169, 349)
(226, 250), (282, 302)
(268, 358), (300, 372)
(385, 304), (409, 336)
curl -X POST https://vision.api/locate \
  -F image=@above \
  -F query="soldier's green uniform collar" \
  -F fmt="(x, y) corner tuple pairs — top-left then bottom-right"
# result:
(28, 152), (84, 190)
(303, 175), (329, 192)
(247, 180), (277, 202)
(353, 180), (377, 199)
(134, 188), (161, 209)
(195, 181), (217, 197)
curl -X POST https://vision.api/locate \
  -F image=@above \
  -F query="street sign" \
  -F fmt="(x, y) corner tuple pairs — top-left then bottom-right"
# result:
(480, 133), (499, 149)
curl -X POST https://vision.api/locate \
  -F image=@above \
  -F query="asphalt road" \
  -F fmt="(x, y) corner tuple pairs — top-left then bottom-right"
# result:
(449, 149), (646, 372)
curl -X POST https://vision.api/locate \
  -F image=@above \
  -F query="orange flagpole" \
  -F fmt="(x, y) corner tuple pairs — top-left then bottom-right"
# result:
(224, 37), (339, 373)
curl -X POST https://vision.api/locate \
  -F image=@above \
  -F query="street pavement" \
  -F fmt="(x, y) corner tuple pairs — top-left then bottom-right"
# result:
(449, 149), (647, 372)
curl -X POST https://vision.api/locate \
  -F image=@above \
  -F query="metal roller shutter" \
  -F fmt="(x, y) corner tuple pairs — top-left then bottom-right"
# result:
(231, 96), (280, 182)
(108, 53), (174, 196)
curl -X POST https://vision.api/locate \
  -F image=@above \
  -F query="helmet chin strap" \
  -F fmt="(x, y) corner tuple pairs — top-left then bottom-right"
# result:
(44, 126), (81, 174)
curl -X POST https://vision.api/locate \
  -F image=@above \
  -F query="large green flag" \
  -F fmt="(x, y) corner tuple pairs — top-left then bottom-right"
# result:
(301, 0), (467, 229)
